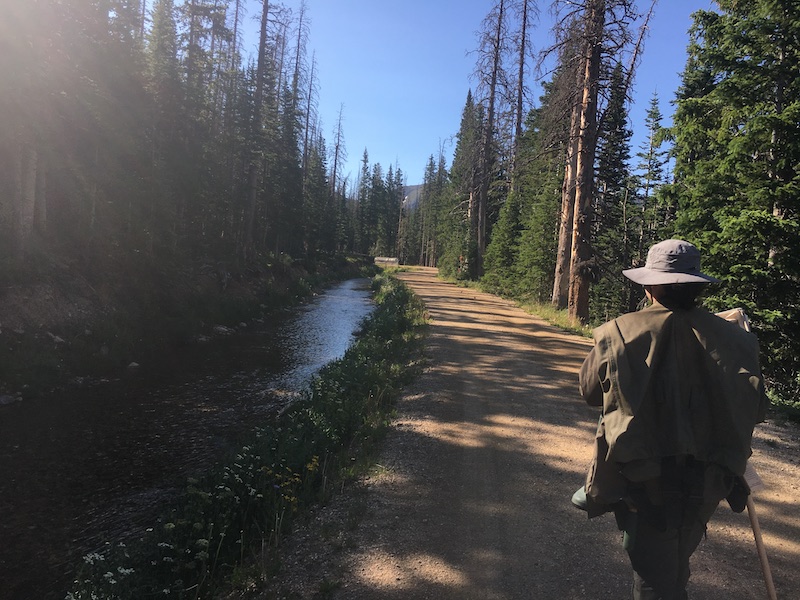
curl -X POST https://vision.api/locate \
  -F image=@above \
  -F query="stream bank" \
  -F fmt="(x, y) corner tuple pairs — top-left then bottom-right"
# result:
(1, 275), (382, 600)
(0, 251), (373, 399)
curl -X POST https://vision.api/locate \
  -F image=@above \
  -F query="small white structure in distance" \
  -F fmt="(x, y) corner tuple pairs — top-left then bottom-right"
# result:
(374, 257), (399, 267)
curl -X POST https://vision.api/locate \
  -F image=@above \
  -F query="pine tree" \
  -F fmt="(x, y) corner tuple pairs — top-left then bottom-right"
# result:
(446, 91), (483, 277)
(2, 0), (52, 255)
(417, 156), (439, 267)
(513, 79), (567, 303)
(354, 149), (371, 254)
(271, 85), (304, 255)
(590, 62), (634, 323)
(243, 0), (272, 261)
(483, 188), (522, 296)
(146, 0), (184, 253)
(670, 1), (800, 400)
(302, 134), (331, 257)
(634, 92), (670, 262)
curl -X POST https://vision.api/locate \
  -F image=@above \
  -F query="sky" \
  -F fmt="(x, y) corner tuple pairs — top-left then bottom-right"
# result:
(240, 0), (717, 186)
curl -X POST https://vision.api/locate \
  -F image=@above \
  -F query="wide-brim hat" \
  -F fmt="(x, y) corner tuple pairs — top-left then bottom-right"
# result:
(622, 239), (719, 285)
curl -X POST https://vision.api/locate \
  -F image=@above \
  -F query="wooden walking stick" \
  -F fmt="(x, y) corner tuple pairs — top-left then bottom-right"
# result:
(716, 309), (777, 599)
(743, 463), (777, 600)
(746, 495), (777, 600)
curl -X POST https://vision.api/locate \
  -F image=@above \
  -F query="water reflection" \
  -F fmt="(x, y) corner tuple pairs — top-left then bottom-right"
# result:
(0, 278), (374, 600)
(273, 278), (373, 391)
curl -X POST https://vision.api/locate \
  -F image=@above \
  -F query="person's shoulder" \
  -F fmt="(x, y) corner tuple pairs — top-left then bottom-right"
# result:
(691, 307), (749, 332)
(618, 303), (672, 328)
(595, 304), (670, 341)
(690, 307), (759, 347)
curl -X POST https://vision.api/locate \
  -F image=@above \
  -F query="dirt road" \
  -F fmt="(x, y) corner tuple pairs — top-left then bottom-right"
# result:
(263, 267), (800, 600)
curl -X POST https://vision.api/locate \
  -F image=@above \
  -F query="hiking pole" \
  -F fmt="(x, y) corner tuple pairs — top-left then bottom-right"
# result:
(714, 310), (777, 599)
(746, 495), (777, 600)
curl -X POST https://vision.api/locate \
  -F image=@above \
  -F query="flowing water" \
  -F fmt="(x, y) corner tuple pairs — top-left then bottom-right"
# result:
(0, 278), (374, 600)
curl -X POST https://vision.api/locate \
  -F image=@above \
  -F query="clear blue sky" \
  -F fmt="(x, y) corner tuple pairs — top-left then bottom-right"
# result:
(240, 1), (716, 186)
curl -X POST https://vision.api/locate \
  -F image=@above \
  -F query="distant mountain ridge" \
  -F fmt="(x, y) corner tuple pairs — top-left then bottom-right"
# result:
(403, 185), (423, 210)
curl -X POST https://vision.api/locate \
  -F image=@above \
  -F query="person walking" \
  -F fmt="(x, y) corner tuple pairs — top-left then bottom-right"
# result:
(576, 239), (767, 600)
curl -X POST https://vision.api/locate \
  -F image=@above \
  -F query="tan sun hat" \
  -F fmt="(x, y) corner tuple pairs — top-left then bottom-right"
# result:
(622, 239), (719, 285)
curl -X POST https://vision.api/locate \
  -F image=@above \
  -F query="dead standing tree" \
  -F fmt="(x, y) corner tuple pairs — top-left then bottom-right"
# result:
(510, 0), (539, 193)
(567, 0), (605, 322)
(473, 0), (510, 277)
(549, 0), (643, 322)
(551, 22), (584, 310)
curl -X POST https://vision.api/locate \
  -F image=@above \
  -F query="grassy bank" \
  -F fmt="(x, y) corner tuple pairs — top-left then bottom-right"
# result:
(66, 272), (426, 599)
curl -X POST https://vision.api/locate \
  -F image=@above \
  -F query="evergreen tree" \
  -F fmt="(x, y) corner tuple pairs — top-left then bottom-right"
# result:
(302, 134), (332, 257)
(444, 91), (483, 277)
(270, 85), (304, 255)
(670, 1), (800, 400)
(630, 91), (672, 271)
(482, 188), (523, 296)
(590, 62), (634, 323)
(380, 165), (404, 258)
(0, 0), (411, 284)
(417, 156), (440, 268)
(1, 0), (57, 255)
(146, 0), (184, 253)
(512, 82), (566, 303)
(367, 163), (387, 255)
(354, 149), (371, 254)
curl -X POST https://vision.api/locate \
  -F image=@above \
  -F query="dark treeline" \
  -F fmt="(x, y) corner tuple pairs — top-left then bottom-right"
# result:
(0, 0), (402, 272)
(396, 0), (800, 408)
(2, 1), (798, 407)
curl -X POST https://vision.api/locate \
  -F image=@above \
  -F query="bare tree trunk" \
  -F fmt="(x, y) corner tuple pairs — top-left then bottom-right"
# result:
(552, 76), (581, 308)
(330, 104), (345, 197)
(291, 0), (307, 104)
(511, 0), (535, 193)
(477, 0), (506, 276)
(275, 21), (288, 102)
(208, 0), (224, 135)
(302, 55), (316, 189)
(567, 0), (604, 323)
(225, 0), (242, 136)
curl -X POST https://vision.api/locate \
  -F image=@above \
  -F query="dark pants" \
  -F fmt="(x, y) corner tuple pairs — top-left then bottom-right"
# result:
(615, 502), (718, 600)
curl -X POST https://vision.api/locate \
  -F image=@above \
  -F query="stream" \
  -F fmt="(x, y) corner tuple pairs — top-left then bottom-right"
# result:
(0, 278), (374, 600)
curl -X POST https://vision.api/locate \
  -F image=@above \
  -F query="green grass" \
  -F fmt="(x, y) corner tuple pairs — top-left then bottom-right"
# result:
(766, 389), (800, 423)
(516, 299), (593, 338)
(437, 270), (593, 338)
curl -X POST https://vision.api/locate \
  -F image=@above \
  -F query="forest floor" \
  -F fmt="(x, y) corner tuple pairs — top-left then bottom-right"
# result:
(238, 266), (800, 600)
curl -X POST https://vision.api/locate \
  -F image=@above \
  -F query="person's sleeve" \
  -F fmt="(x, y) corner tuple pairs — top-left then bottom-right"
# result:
(579, 346), (603, 407)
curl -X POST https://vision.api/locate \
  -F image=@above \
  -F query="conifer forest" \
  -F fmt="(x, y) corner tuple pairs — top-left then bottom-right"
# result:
(1, 0), (799, 407)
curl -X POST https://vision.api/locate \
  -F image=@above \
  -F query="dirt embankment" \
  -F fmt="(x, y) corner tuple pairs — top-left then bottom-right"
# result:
(251, 267), (800, 600)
